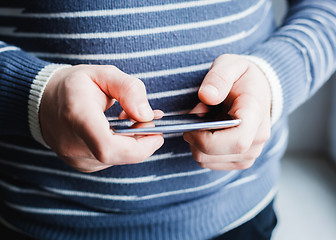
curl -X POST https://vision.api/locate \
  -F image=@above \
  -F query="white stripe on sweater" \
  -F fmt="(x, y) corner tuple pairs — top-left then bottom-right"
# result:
(0, 157), (208, 184)
(96, 170), (236, 201)
(304, 10), (336, 61)
(0, 179), (59, 198)
(5, 202), (104, 216)
(0, 217), (28, 236)
(0, 46), (20, 53)
(106, 109), (194, 122)
(144, 152), (192, 163)
(272, 36), (312, 96)
(281, 24), (325, 82)
(292, 1), (336, 16)
(219, 186), (277, 234)
(2, 171), (239, 204)
(0, 141), (57, 156)
(163, 132), (184, 139)
(291, 18), (335, 77)
(0, 140), (189, 159)
(0, 0), (265, 39)
(147, 87), (198, 100)
(29, 3), (270, 61)
(134, 62), (212, 79)
(224, 174), (257, 190)
(30, 15), (265, 60)
(0, 0), (231, 18)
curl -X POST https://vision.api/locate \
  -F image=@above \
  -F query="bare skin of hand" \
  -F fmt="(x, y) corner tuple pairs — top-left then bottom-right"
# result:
(39, 65), (164, 172)
(183, 54), (272, 171)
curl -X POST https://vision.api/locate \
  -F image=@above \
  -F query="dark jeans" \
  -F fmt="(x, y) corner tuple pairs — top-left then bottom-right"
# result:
(213, 201), (277, 240)
(1, 201), (277, 240)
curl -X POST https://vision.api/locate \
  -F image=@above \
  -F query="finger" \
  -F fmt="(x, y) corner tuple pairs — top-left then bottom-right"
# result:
(198, 54), (249, 105)
(72, 101), (164, 165)
(189, 102), (210, 115)
(55, 136), (114, 172)
(112, 135), (164, 164)
(119, 109), (164, 121)
(153, 109), (165, 119)
(184, 95), (262, 155)
(190, 144), (264, 164)
(198, 161), (255, 171)
(119, 110), (129, 120)
(91, 65), (154, 122)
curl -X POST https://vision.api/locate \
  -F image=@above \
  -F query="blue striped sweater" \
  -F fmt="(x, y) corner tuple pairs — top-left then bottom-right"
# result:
(0, 0), (335, 239)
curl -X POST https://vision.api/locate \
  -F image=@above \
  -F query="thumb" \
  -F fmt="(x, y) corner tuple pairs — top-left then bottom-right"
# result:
(92, 65), (154, 122)
(198, 54), (249, 105)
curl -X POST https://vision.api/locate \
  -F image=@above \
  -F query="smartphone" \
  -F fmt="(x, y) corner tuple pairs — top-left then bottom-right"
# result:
(109, 111), (241, 135)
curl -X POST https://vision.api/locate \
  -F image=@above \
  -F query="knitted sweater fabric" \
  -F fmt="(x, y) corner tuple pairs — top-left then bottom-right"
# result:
(0, 0), (336, 239)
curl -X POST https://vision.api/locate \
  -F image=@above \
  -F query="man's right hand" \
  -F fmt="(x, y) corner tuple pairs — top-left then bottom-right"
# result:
(39, 65), (164, 172)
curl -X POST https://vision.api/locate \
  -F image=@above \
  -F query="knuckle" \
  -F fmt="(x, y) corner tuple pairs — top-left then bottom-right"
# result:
(197, 139), (213, 155)
(255, 126), (271, 145)
(208, 70), (226, 83)
(106, 65), (119, 73)
(99, 65), (119, 76)
(122, 76), (146, 96)
(198, 162), (209, 169)
(234, 138), (251, 154)
(60, 93), (82, 124)
(234, 161), (254, 170)
(94, 147), (112, 164)
(56, 142), (72, 157)
(244, 151), (259, 162)
(254, 131), (271, 146)
(61, 103), (76, 123)
(194, 132), (216, 154)
(217, 53), (232, 62)
(193, 152), (206, 163)
(216, 53), (241, 65)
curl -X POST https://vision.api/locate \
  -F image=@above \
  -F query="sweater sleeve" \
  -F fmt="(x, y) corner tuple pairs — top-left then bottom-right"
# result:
(0, 41), (70, 146)
(245, 0), (336, 124)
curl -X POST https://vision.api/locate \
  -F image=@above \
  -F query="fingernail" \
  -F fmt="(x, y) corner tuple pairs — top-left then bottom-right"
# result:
(200, 84), (219, 97)
(138, 103), (154, 121)
(155, 136), (164, 149)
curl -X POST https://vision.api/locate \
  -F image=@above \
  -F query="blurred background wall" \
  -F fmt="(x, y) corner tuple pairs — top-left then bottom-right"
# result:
(271, 1), (336, 240)
(272, 0), (335, 158)
(287, 74), (335, 155)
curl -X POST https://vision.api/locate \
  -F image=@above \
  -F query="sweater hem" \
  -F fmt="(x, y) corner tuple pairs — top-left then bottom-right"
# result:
(0, 160), (280, 240)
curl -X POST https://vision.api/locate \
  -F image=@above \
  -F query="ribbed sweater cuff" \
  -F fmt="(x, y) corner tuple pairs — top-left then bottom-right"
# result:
(28, 64), (71, 148)
(0, 49), (50, 138)
(247, 38), (309, 119)
(243, 56), (283, 125)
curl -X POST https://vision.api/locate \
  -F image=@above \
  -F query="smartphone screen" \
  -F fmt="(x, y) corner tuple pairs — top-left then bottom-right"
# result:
(109, 111), (241, 135)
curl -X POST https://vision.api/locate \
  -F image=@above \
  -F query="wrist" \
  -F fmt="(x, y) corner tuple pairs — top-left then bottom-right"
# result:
(242, 55), (283, 125)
